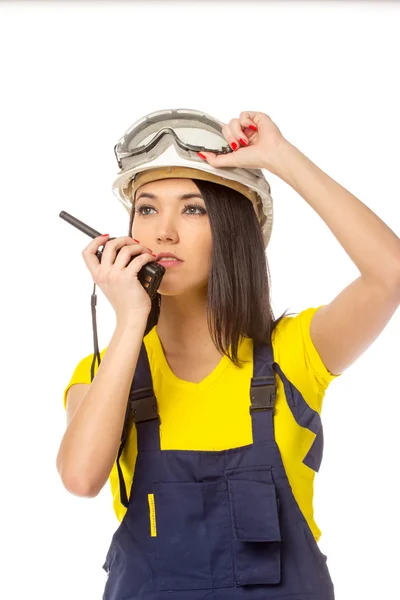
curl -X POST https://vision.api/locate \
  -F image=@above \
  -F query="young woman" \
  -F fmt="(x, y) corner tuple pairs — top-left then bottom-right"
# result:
(57, 109), (400, 600)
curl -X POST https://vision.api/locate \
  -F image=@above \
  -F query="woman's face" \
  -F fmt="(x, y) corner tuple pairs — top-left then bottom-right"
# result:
(131, 178), (212, 297)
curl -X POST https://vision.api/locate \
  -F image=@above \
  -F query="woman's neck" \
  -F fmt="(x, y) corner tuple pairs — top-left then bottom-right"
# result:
(156, 293), (220, 358)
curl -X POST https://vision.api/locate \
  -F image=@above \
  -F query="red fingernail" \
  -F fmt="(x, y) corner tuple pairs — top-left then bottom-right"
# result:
(102, 233), (109, 237)
(133, 238), (140, 242)
(231, 142), (238, 150)
(198, 152), (207, 160)
(249, 125), (257, 131)
(239, 138), (248, 146)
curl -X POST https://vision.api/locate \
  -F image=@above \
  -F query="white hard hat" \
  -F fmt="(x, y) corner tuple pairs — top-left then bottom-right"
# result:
(112, 108), (274, 248)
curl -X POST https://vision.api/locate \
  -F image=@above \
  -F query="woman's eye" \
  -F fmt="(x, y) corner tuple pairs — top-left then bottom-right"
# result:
(184, 204), (207, 215)
(135, 205), (155, 216)
(135, 204), (206, 216)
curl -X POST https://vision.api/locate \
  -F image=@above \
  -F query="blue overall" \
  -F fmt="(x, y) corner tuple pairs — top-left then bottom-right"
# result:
(101, 337), (335, 600)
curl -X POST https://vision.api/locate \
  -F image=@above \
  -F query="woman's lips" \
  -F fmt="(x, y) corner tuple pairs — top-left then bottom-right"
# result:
(156, 259), (184, 269)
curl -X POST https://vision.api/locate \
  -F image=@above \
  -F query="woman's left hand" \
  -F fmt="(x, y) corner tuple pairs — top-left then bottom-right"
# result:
(198, 111), (288, 174)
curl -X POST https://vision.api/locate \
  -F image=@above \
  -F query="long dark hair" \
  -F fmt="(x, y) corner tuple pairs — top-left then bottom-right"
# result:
(127, 178), (295, 367)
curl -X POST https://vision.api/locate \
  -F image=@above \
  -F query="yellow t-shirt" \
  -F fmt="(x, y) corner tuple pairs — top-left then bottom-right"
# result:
(62, 305), (341, 541)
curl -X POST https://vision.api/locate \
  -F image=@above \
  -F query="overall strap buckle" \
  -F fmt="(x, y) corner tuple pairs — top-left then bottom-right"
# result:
(129, 386), (159, 423)
(250, 376), (276, 414)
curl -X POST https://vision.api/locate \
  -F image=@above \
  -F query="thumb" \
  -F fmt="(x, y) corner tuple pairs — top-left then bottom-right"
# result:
(197, 151), (239, 168)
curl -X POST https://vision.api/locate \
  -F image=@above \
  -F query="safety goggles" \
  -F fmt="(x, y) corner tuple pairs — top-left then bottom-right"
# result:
(114, 108), (234, 171)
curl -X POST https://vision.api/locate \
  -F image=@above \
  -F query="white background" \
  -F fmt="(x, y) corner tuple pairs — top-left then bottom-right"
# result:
(0, 1), (399, 599)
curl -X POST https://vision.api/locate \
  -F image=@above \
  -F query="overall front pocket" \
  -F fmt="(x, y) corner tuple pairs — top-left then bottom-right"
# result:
(226, 465), (282, 585)
(153, 480), (233, 591)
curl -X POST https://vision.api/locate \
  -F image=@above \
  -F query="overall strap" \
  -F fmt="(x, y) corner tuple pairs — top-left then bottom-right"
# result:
(250, 339), (277, 444)
(116, 341), (161, 509)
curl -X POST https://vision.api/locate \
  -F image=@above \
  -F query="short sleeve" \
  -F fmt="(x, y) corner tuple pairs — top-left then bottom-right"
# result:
(62, 348), (107, 410)
(299, 306), (342, 389)
(272, 305), (342, 414)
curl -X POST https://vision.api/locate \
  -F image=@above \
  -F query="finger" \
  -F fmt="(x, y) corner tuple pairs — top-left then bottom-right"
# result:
(228, 118), (249, 150)
(239, 111), (259, 131)
(239, 114), (259, 144)
(83, 233), (110, 253)
(197, 150), (240, 169)
(100, 236), (142, 268)
(82, 234), (110, 277)
(221, 123), (240, 152)
(243, 126), (258, 137)
(125, 250), (158, 277)
(113, 243), (155, 270)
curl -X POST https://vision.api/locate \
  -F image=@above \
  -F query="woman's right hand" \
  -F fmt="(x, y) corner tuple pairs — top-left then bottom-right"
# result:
(82, 235), (158, 323)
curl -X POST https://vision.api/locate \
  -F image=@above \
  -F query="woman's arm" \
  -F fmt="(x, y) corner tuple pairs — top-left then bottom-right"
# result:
(56, 317), (147, 497)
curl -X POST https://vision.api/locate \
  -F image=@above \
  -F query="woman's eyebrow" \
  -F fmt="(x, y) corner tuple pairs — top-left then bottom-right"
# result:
(136, 192), (205, 201)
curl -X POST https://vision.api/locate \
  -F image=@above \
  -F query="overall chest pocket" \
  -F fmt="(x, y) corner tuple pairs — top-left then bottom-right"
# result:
(153, 480), (233, 591)
(153, 465), (281, 591)
(225, 465), (282, 585)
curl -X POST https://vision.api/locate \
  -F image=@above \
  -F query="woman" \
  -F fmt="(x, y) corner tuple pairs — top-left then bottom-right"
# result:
(57, 109), (400, 599)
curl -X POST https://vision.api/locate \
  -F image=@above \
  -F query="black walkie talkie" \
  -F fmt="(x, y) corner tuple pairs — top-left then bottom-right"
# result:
(59, 211), (165, 298)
